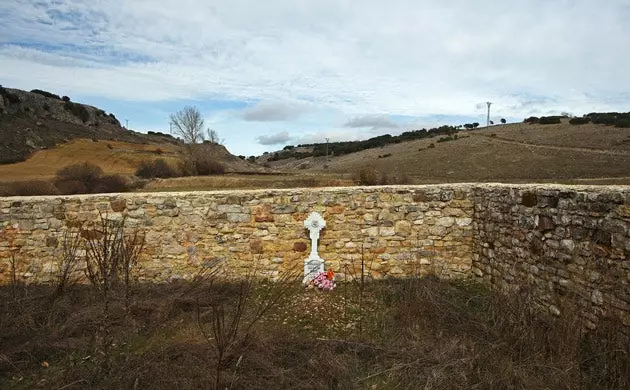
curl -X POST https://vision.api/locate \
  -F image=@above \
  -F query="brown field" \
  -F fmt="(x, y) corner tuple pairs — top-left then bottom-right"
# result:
(473, 120), (630, 151)
(295, 122), (630, 185)
(1, 276), (628, 389)
(143, 173), (353, 191)
(0, 139), (180, 182)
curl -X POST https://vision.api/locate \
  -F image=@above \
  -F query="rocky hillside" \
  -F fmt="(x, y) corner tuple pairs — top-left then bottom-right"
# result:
(0, 86), (120, 126)
(0, 86), (179, 164)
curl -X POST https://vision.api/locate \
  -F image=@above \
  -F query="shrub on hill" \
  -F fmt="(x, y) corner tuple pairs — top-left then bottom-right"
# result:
(64, 101), (90, 123)
(437, 134), (458, 143)
(297, 125), (458, 158)
(267, 150), (313, 162)
(56, 162), (103, 184)
(569, 117), (591, 125)
(0, 85), (21, 104)
(91, 174), (131, 193)
(195, 156), (226, 175)
(585, 112), (630, 127)
(352, 166), (378, 185)
(0, 180), (59, 196)
(615, 118), (630, 128)
(30, 89), (61, 100)
(538, 116), (562, 125)
(52, 162), (131, 194)
(136, 159), (178, 179)
(524, 116), (539, 124)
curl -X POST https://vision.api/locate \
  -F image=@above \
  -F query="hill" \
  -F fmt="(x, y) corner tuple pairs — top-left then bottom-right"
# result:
(0, 86), (261, 180)
(264, 119), (630, 185)
(0, 86), (161, 164)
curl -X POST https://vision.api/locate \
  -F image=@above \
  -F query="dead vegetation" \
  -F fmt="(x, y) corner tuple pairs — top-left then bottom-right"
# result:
(0, 271), (627, 389)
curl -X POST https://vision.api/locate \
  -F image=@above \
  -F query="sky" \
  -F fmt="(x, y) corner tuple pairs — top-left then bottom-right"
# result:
(1, 1), (629, 156)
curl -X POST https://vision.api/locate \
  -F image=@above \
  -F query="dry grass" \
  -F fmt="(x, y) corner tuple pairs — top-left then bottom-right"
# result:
(0, 139), (180, 182)
(2, 120), (629, 189)
(143, 173), (353, 191)
(312, 123), (630, 185)
(0, 277), (627, 389)
(473, 119), (630, 151)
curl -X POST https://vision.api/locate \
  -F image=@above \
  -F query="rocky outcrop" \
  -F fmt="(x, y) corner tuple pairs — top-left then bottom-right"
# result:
(0, 87), (120, 127)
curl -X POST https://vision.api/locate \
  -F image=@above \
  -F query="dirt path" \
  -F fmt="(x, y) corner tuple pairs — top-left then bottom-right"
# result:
(473, 134), (630, 157)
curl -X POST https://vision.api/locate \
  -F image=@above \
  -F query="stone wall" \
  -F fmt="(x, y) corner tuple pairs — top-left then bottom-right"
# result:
(1, 184), (629, 328)
(472, 185), (630, 329)
(0, 185), (475, 284)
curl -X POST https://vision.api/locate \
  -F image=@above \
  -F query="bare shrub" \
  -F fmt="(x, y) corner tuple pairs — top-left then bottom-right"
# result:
(55, 162), (103, 194)
(197, 262), (300, 388)
(0, 224), (21, 298)
(82, 213), (145, 357)
(0, 180), (59, 196)
(379, 172), (411, 185)
(55, 180), (88, 195)
(82, 214), (144, 295)
(54, 227), (83, 295)
(352, 166), (378, 185)
(195, 156), (226, 175)
(91, 174), (131, 193)
(135, 159), (178, 179)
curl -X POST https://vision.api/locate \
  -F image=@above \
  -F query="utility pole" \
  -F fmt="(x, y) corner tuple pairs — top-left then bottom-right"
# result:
(486, 102), (492, 128)
(325, 138), (330, 161)
(125, 119), (129, 129)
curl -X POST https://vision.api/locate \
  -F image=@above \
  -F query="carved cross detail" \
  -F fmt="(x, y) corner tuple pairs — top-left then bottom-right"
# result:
(303, 212), (326, 283)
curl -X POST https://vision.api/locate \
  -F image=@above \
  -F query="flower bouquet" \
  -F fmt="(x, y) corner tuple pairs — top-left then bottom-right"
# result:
(310, 269), (336, 291)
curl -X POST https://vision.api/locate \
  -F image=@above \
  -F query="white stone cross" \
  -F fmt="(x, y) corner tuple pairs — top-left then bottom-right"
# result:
(303, 212), (326, 283)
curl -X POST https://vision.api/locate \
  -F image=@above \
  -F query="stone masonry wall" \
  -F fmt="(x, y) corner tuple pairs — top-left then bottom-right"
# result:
(1, 183), (629, 328)
(472, 185), (630, 329)
(0, 185), (475, 284)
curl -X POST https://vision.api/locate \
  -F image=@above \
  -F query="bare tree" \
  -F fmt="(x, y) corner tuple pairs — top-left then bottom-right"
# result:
(206, 128), (223, 144)
(170, 106), (205, 144)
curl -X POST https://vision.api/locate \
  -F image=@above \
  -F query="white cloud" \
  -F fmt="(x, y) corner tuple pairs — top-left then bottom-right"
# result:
(1, 0), (629, 120)
(344, 115), (398, 129)
(241, 101), (310, 121)
(256, 131), (292, 145)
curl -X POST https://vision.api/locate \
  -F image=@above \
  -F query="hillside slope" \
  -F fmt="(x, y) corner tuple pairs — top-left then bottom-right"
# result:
(0, 86), (262, 178)
(0, 86), (176, 164)
(274, 121), (630, 184)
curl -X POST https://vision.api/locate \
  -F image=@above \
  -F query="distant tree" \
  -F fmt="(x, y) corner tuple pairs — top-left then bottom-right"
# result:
(206, 128), (223, 144)
(472, 122), (480, 129)
(62, 95), (70, 102)
(170, 106), (205, 144)
(464, 123), (474, 130)
(489, 120), (494, 125)
(500, 118), (507, 124)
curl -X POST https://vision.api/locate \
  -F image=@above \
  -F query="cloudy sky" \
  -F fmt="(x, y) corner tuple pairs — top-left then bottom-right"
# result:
(1, 1), (629, 156)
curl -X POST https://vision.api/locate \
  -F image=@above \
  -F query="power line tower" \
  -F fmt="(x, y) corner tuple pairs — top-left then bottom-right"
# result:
(486, 102), (492, 127)
(325, 137), (330, 161)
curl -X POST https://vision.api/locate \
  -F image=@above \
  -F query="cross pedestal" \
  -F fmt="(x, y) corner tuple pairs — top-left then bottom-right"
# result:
(303, 212), (326, 284)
